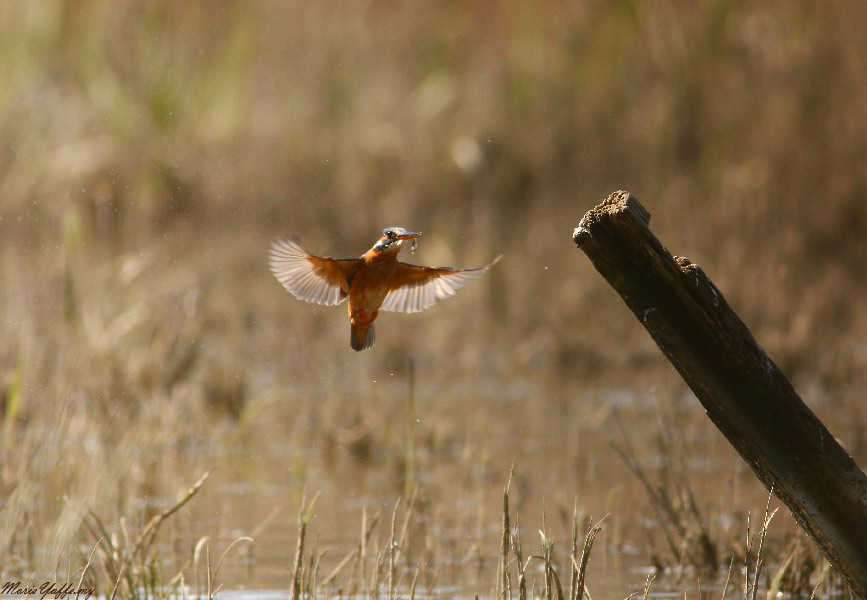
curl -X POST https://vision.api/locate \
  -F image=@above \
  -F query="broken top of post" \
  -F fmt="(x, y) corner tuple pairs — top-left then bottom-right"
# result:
(573, 191), (867, 599)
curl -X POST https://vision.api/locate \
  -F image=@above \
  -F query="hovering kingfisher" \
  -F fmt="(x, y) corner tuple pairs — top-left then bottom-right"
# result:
(269, 228), (501, 351)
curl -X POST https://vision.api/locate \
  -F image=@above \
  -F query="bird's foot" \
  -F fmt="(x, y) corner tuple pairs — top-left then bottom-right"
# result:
(357, 309), (379, 324)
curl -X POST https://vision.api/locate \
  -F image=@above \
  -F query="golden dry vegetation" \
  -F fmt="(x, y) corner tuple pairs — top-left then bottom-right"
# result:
(1, 1), (866, 598)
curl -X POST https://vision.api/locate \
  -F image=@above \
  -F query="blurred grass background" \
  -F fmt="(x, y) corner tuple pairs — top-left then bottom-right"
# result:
(3, 0), (866, 374)
(1, 0), (866, 595)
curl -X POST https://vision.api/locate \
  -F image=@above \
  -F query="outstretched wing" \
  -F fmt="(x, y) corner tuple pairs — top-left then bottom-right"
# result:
(380, 255), (502, 313)
(269, 237), (361, 306)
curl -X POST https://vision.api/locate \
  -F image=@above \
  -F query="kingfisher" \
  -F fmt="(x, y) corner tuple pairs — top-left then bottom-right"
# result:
(269, 227), (501, 351)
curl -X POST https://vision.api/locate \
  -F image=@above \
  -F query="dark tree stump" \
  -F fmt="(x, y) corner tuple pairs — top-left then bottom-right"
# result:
(573, 191), (867, 598)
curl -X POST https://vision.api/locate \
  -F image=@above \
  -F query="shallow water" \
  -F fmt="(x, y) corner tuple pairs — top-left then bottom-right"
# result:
(156, 377), (759, 600)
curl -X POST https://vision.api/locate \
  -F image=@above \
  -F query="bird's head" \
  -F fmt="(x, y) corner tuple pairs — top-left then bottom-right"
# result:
(372, 227), (421, 254)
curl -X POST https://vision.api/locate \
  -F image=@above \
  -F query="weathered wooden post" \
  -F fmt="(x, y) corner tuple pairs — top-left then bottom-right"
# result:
(572, 191), (867, 598)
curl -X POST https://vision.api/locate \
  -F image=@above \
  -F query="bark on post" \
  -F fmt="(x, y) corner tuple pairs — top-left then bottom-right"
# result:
(572, 191), (867, 598)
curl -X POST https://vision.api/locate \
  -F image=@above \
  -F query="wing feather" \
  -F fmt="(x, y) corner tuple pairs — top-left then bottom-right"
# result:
(380, 255), (502, 313)
(269, 237), (360, 306)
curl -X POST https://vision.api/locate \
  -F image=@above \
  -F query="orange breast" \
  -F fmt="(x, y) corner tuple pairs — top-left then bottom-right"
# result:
(348, 254), (398, 314)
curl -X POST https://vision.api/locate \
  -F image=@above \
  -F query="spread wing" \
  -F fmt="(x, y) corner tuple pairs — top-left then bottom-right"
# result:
(269, 237), (361, 306)
(380, 255), (502, 313)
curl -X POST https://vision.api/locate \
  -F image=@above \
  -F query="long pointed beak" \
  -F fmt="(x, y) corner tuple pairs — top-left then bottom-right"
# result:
(397, 231), (421, 240)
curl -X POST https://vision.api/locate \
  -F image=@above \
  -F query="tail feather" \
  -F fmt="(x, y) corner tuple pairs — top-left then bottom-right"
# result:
(350, 322), (376, 351)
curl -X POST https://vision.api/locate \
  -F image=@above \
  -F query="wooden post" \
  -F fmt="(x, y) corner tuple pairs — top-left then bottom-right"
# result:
(572, 191), (867, 598)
